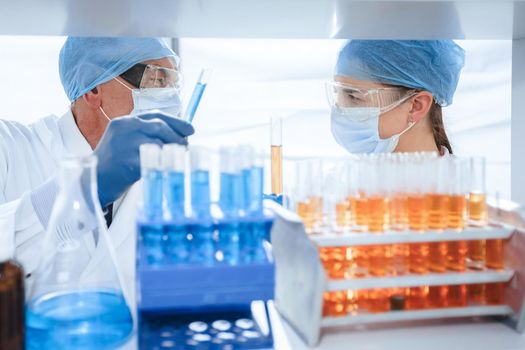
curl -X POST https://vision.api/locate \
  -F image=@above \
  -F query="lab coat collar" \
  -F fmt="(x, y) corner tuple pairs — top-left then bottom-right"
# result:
(57, 109), (93, 157)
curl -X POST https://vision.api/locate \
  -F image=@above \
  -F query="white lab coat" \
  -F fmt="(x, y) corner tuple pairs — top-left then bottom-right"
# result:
(0, 109), (139, 301)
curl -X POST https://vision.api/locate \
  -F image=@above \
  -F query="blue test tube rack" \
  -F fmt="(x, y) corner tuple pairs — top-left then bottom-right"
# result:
(136, 144), (276, 349)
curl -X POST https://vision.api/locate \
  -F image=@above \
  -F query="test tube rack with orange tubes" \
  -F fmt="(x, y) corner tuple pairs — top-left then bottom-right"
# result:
(269, 200), (525, 348)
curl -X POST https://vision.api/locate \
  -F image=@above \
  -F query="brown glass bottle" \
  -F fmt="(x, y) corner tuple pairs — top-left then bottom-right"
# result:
(0, 260), (24, 350)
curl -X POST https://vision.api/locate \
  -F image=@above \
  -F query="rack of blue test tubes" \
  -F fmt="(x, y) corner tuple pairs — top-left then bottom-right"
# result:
(137, 144), (275, 350)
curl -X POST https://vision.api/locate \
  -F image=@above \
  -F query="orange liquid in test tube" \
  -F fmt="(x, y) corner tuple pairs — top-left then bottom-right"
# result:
(447, 194), (467, 230)
(448, 285), (467, 307)
(407, 195), (429, 274)
(468, 239), (485, 270)
(389, 195), (408, 231)
(406, 286), (429, 310)
(427, 193), (448, 273)
(469, 192), (488, 226)
(350, 196), (369, 231)
(428, 286), (448, 308)
(468, 284), (485, 304)
(367, 196), (391, 276)
(485, 283), (505, 305)
(368, 289), (390, 313)
(447, 195), (467, 271)
(322, 291), (347, 317)
(486, 239), (505, 270)
(335, 201), (351, 228)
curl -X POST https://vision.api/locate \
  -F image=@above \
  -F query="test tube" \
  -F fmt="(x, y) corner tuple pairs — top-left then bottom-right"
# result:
(407, 153), (430, 274)
(163, 144), (187, 219)
(140, 144), (163, 220)
(185, 68), (212, 123)
(427, 156), (450, 308)
(446, 157), (469, 271)
(162, 144), (189, 263)
(364, 155), (391, 277)
(189, 146), (215, 265)
(468, 157), (487, 272)
(217, 147), (242, 265)
(388, 154), (409, 276)
(139, 144), (164, 264)
(270, 117), (283, 196)
(219, 146), (242, 218)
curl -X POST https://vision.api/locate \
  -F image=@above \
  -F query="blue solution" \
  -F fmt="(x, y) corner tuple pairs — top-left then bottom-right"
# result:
(143, 169), (163, 220)
(185, 82), (207, 123)
(217, 222), (240, 265)
(241, 221), (267, 263)
(190, 222), (215, 265)
(219, 172), (242, 218)
(165, 223), (189, 264)
(242, 166), (264, 215)
(26, 289), (132, 350)
(141, 223), (165, 265)
(165, 170), (185, 219)
(191, 170), (211, 219)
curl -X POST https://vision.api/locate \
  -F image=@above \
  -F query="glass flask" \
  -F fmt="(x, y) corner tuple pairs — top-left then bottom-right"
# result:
(26, 156), (133, 350)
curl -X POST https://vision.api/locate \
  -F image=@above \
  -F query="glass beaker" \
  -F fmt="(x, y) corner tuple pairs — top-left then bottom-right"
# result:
(26, 156), (133, 350)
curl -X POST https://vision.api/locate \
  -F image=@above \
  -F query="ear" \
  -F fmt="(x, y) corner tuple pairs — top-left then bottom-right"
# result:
(80, 87), (102, 110)
(408, 91), (434, 123)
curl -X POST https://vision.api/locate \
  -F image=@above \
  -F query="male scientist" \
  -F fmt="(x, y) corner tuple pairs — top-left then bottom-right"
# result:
(0, 37), (193, 288)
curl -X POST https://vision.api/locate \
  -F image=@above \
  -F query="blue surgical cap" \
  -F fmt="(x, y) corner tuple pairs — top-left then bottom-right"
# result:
(335, 40), (465, 106)
(59, 37), (178, 101)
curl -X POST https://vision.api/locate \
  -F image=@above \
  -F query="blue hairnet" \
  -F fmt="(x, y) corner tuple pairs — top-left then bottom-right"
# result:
(59, 37), (178, 101)
(335, 40), (465, 106)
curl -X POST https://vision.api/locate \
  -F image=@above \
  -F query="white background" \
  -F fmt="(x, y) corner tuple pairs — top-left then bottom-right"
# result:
(0, 37), (512, 199)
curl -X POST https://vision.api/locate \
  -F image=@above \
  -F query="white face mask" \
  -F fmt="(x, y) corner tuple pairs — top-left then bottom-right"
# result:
(330, 107), (415, 154)
(113, 77), (182, 117)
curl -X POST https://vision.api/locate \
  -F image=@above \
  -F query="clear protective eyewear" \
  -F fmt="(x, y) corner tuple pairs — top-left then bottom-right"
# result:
(325, 81), (417, 118)
(120, 57), (182, 90)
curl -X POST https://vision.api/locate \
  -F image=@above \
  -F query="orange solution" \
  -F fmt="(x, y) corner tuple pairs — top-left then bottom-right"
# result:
(427, 193), (448, 273)
(468, 284), (485, 304)
(407, 195), (429, 274)
(428, 286), (448, 308)
(486, 239), (504, 270)
(389, 194), (408, 231)
(448, 285), (467, 307)
(447, 194), (467, 271)
(368, 288), (390, 313)
(322, 291), (347, 317)
(469, 192), (488, 226)
(367, 196), (391, 276)
(392, 243), (409, 276)
(468, 240), (485, 270)
(350, 196), (369, 231)
(335, 200), (351, 229)
(485, 283), (505, 305)
(406, 286), (429, 310)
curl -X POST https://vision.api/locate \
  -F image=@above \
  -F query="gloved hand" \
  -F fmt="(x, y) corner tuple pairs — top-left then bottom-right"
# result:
(94, 112), (194, 208)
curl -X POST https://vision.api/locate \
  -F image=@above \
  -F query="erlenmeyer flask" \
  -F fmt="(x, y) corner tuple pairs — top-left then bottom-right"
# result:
(26, 156), (133, 349)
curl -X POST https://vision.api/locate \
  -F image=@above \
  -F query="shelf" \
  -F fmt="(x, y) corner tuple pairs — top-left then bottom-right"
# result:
(326, 269), (514, 291)
(321, 305), (513, 327)
(0, 0), (524, 39)
(311, 226), (514, 247)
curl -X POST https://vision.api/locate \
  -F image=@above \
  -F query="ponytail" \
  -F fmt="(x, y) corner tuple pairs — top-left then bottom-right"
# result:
(428, 102), (453, 154)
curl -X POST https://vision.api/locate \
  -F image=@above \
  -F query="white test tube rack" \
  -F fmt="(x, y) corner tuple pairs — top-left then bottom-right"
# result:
(269, 202), (525, 347)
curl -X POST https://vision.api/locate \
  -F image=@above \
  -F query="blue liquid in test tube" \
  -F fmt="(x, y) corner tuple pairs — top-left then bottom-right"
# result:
(218, 147), (243, 265)
(140, 144), (164, 265)
(238, 146), (267, 262)
(185, 69), (212, 124)
(190, 147), (215, 264)
(162, 144), (189, 263)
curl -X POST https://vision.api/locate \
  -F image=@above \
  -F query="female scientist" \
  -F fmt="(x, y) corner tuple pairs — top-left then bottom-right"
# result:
(327, 40), (465, 155)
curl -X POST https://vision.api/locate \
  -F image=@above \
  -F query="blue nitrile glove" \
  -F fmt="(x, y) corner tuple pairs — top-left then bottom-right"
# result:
(94, 112), (194, 208)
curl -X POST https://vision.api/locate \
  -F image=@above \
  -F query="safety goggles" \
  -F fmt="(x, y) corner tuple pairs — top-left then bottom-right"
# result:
(325, 81), (417, 116)
(120, 60), (182, 90)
